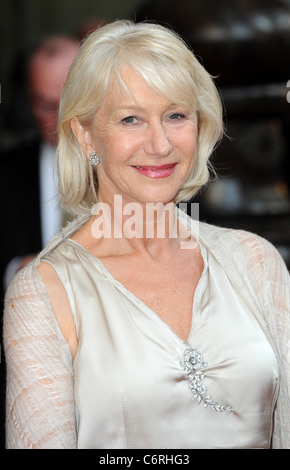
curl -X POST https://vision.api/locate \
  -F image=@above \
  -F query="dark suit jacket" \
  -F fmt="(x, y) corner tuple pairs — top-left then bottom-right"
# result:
(0, 139), (43, 448)
(0, 140), (43, 298)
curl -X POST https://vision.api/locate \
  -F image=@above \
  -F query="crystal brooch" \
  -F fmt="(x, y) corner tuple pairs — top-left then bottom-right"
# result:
(181, 347), (235, 413)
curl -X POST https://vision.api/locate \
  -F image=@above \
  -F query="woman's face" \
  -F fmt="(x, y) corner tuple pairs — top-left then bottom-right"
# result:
(86, 67), (198, 206)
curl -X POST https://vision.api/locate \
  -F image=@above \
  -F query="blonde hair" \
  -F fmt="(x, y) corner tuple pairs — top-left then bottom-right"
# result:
(57, 19), (223, 215)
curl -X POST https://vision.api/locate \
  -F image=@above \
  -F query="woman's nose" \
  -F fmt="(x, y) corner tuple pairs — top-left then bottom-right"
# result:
(144, 121), (173, 158)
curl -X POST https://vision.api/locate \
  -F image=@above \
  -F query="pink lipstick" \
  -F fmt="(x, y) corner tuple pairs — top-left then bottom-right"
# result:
(133, 163), (177, 178)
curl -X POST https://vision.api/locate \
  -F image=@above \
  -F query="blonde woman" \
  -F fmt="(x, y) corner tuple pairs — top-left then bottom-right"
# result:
(4, 20), (290, 449)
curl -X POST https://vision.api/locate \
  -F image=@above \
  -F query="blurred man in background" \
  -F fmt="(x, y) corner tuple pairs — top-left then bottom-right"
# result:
(0, 35), (79, 293)
(0, 35), (79, 448)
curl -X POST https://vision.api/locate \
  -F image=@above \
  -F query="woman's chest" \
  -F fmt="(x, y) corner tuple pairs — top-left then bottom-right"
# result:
(100, 252), (204, 341)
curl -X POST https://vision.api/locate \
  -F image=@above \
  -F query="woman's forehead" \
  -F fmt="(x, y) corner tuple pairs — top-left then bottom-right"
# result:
(103, 63), (197, 111)
(96, 72), (176, 119)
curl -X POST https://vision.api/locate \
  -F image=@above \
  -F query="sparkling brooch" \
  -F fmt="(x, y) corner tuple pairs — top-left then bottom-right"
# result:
(181, 347), (235, 413)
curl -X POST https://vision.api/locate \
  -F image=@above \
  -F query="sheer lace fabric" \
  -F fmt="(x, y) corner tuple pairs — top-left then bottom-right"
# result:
(3, 215), (290, 448)
(4, 263), (76, 448)
(234, 229), (290, 448)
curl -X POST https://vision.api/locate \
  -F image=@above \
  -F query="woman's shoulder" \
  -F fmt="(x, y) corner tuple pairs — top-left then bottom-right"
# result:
(5, 257), (45, 302)
(5, 251), (78, 358)
(198, 221), (289, 282)
(179, 208), (275, 257)
(4, 259), (56, 347)
(199, 220), (279, 255)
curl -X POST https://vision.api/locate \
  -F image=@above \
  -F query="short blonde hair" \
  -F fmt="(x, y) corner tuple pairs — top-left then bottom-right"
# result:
(57, 19), (223, 215)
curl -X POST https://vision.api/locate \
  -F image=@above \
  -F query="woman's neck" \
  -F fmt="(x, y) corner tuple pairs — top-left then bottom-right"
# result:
(88, 193), (195, 258)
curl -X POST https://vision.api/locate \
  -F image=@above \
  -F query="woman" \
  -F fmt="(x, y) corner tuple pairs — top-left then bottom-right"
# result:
(4, 20), (290, 449)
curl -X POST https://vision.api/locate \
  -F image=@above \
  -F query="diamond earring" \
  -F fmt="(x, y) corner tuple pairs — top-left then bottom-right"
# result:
(89, 151), (100, 166)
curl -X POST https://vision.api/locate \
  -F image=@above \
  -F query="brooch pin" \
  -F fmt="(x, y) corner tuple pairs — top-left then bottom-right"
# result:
(181, 347), (235, 413)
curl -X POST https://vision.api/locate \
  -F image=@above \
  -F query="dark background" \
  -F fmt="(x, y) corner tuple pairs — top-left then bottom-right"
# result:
(1, 0), (290, 449)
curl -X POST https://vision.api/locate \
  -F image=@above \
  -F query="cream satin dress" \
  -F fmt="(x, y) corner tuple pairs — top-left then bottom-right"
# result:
(42, 237), (279, 449)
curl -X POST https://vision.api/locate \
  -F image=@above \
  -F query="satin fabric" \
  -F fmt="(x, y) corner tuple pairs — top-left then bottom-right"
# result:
(43, 238), (279, 449)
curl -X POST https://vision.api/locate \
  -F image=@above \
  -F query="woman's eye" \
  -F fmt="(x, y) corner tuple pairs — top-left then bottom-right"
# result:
(122, 116), (138, 124)
(169, 113), (186, 120)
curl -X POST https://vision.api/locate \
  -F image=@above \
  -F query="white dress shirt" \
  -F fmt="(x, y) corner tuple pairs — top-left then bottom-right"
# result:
(4, 141), (62, 288)
(39, 141), (62, 246)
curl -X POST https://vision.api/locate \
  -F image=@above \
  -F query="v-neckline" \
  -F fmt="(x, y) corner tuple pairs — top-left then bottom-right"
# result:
(66, 237), (208, 345)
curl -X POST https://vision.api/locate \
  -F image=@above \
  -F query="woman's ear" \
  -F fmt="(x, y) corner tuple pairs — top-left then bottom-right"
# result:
(70, 117), (93, 159)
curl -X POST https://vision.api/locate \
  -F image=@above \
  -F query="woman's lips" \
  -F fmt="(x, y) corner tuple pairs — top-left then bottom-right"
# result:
(132, 163), (177, 179)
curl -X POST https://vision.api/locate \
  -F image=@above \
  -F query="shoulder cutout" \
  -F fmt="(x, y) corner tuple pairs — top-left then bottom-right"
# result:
(37, 261), (78, 357)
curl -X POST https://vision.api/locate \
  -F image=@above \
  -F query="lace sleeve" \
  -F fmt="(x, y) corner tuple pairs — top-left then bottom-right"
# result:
(258, 237), (290, 391)
(236, 230), (290, 447)
(238, 231), (290, 383)
(3, 262), (77, 449)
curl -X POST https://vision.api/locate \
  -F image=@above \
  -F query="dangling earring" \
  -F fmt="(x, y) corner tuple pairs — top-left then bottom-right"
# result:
(89, 151), (100, 166)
